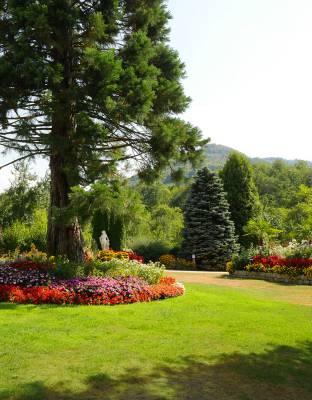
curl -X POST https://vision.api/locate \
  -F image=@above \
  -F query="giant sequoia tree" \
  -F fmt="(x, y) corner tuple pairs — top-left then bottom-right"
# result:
(0, 1), (205, 260)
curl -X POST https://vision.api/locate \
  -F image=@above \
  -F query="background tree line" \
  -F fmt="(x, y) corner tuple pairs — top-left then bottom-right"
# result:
(1, 153), (312, 261)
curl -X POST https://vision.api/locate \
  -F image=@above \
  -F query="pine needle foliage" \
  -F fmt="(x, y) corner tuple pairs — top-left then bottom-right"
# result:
(181, 168), (238, 270)
(0, 0), (207, 259)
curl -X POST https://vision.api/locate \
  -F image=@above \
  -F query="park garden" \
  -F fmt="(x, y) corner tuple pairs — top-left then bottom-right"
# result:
(0, 1), (312, 399)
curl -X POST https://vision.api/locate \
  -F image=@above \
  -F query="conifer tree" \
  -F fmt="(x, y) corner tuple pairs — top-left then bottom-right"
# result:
(92, 209), (123, 251)
(220, 152), (261, 243)
(181, 168), (237, 270)
(0, 0), (206, 260)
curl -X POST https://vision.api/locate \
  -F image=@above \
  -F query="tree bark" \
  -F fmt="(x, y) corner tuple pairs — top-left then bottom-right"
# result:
(47, 83), (84, 262)
(47, 152), (84, 262)
(47, 7), (84, 262)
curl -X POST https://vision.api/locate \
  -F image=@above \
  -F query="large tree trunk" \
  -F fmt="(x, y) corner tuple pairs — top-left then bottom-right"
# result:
(47, 9), (84, 262)
(47, 152), (84, 262)
(47, 97), (84, 261)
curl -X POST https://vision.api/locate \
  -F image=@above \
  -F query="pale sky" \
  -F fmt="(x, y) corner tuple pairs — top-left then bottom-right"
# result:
(1, 0), (312, 191)
(168, 0), (312, 160)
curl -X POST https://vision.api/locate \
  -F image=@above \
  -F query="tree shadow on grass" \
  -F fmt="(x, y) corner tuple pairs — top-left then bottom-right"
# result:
(1, 342), (312, 400)
(0, 302), (21, 310)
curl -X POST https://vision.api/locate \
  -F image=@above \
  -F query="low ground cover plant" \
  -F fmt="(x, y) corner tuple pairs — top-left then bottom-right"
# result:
(0, 261), (56, 287)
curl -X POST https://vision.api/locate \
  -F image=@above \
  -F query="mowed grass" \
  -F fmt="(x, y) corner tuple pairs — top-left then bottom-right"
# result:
(0, 282), (312, 400)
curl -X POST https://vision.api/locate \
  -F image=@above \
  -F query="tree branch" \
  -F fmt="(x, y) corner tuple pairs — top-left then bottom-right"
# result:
(0, 153), (45, 170)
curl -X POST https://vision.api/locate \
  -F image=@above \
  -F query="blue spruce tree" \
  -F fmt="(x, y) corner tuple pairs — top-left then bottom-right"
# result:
(182, 168), (238, 270)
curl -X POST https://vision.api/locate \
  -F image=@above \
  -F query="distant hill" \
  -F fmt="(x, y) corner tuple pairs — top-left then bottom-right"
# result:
(202, 144), (236, 170)
(130, 143), (311, 184)
(203, 143), (311, 170)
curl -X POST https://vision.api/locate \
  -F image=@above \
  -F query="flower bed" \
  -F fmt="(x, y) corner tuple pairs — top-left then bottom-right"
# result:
(0, 261), (184, 305)
(0, 261), (56, 287)
(227, 251), (312, 284)
(97, 250), (144, 263)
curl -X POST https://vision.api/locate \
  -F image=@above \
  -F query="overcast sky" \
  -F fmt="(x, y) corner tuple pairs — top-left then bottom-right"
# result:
(1, 0), (312, 191)
(168, 0), (312, 160)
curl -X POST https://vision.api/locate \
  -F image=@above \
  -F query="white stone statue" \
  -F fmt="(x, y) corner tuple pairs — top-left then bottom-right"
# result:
(100, 230), (110, 250)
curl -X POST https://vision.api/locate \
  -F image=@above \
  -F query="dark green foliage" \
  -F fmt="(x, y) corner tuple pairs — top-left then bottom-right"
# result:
(92, 209), (123, 251)
(131, 239), (170, 262)
(169, 185), (189, 209)
(253, 160), (312, 208)
(150, 204), (183, 246)
(221, 152), (261, 243)
(181, 168), (238, 270)
(0, 0), (206, 259)
(231, 245), (264, 271)
(251, 160), (312, 242)
(138, 182), (171, 210)
(52, 259), (86, 280)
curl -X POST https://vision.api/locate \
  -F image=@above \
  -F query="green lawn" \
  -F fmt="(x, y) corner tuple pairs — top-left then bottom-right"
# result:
(0, 283), (312, 400)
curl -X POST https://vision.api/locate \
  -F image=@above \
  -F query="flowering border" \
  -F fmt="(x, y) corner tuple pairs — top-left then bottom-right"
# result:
(0, 279), (185, 306)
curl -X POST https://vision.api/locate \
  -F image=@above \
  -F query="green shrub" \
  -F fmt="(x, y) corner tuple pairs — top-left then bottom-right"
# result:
(271, 265), (302, 278)
(284, 240), (312, 259)
(226, 261), (235, 274)
(1, 209), (47, 252)
(131, 240), (170, 262)
(92, 209), (124, 251)
(245, 263), (265, 272)
(53, 258), (86, 280)
(1, 221), (31, 251)
(92, 259), (165, 285)
(304, 266), (312, 279)
(231, 246), (259, 271)
(29, 209), (47, 251)
(159, 254), (195, 270)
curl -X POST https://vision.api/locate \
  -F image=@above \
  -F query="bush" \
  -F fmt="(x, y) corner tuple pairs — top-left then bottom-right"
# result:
(284, 240), (312, 259)
(159, 254), (195, 270)
(304, 266), (312, 279)
(52, 258), (86, 280)
(1, 209), (47, 252)
(226, 261), (235, 274)
(93, 259), (165, 285)
(131, 240), (171, 262)
(1, 221), (31, 252)
(231, 246), (259, 271)
(159, 254), (176, 267)
(97, 249), (144, 263)
(22, 244), (48, 263)
(98, 250), (129, 261)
